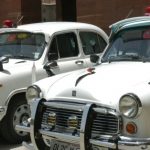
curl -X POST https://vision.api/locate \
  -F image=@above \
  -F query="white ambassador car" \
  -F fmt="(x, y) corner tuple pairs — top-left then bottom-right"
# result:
(17, 16), (150, 150)
(0, 22), (108, 144)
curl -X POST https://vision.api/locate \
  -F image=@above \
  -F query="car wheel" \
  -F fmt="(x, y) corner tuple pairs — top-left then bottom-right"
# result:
(0, 98), (30, 144)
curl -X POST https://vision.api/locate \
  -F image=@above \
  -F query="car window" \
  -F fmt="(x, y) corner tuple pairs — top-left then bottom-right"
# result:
(49, 32), (79, 59)
(0, 32), (45, 60)
(102, 27), (150, 62)
(79, 32), (107, 55)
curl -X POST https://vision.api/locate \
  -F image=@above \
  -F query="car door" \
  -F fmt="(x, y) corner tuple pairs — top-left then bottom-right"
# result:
(46, 31), (88, 75)
(79, 31), (108, 66)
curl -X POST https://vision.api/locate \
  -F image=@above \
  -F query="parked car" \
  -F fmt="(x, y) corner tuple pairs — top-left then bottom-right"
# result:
(0, 22), (108, 144)
(17, 16), (150, 150)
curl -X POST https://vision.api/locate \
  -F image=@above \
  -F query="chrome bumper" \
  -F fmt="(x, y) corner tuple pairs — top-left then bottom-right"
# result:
(16, 124), (150, 150)
(15, 125), (35, 150)
(22, 142), (35, 150)
(118, 136), (150, 150)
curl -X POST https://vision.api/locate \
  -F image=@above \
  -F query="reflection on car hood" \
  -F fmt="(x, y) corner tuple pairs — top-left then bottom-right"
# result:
(46, 62), (150, 107)
(1, 59), (33, 74)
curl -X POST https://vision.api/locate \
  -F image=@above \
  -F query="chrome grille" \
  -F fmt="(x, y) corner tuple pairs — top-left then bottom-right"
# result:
(91, 113), (119, 136)
(40, 101), (121, 138)
(41, 106), (83, 129)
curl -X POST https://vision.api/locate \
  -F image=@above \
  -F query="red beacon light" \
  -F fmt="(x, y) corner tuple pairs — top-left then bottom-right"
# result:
(145, 6), (150, 16)
(3, 20), (13, 28)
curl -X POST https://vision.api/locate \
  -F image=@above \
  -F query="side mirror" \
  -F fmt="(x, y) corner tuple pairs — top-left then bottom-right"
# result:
(43, 61), (58, 76)
(90, 54), (99, 63)
(0, 56), (10, 71)
(48, 53), (58, 61)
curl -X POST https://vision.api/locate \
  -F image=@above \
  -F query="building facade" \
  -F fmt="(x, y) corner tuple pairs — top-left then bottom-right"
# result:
(1, 0), (150, 33)
(56, 0), (150, 33)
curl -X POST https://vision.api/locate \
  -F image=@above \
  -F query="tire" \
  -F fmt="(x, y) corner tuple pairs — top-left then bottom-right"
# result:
(0, 97), (31, 144)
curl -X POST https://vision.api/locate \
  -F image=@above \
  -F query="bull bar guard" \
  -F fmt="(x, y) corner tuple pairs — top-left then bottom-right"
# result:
(16, 124), (150, 150)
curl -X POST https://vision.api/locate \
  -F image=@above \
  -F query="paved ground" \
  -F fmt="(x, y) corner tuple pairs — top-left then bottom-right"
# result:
(0, 137), (28, 150)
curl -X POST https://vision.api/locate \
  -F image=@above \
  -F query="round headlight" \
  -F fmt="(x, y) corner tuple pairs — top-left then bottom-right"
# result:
(119, 93), (142, 118)
(26, 85), (42, 102)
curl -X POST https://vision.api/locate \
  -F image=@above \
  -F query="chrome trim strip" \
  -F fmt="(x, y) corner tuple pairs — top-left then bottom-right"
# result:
(51, 97), (115, 110)
(90, 136), (150, 149)
(93, 107), (108, 114)
(90, 139), (116, 149)
(15, 125), (30, 133)
(44, 101), (84, 111)
(80, 103), (93, 150)
(39, 129), (80, 144)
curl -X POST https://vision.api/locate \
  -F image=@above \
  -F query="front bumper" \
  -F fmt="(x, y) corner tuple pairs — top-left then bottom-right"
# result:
(15, 98), (150, 150)
(16, 124), (150, 150)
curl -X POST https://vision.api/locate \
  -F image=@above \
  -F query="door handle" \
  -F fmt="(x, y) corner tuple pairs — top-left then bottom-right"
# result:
(75, 60), (84, 65)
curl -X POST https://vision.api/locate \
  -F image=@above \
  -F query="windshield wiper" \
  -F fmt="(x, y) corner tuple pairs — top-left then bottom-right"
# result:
(12, 55), (33, 60)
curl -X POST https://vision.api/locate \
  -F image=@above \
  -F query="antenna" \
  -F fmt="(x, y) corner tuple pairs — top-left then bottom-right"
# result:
(125, 9), (133, 19)
(16, 16), (24, 25)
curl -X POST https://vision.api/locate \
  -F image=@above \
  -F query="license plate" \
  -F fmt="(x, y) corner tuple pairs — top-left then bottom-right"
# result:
(50, 140), (108, 150)
(92, 146), (108, 150)
(50, 140), (80, 150)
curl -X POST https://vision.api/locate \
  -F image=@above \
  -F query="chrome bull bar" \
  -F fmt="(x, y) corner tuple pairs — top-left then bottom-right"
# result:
(15, 98), (150, 150)
(16, 123), (150, 150)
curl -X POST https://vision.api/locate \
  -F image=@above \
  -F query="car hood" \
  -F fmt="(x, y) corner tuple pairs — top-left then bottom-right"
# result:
(0, 59), (34, 75)
(46, 62), (150, 108)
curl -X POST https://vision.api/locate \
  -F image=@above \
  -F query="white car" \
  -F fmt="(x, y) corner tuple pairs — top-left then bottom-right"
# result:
(18, 16), (150, 150)
(0, 22), (108, 144)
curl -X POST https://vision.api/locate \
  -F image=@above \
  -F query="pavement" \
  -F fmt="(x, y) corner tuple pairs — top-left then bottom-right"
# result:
(0, 137), (28, 150)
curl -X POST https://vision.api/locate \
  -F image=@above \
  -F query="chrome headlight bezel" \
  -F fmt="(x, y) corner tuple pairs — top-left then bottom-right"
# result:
(26, 85), (42, 102)
(119, 93), (142, 118)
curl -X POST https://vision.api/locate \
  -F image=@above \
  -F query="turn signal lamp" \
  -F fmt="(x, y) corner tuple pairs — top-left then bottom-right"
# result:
(126, 122), (137, 134)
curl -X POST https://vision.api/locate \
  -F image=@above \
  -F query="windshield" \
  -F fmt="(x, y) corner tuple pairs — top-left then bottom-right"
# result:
(0, 32), (46, 60)
(102, 27), (150, 62)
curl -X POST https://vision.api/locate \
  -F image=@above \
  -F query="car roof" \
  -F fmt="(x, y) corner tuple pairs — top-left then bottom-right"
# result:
(17, 22), (104, 35)
(110, 16), (150, 34)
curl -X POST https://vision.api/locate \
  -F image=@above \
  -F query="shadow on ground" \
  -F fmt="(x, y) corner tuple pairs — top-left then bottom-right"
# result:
(0, 136), (25, 150)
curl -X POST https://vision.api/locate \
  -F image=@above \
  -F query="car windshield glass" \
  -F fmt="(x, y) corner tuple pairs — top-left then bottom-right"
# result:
(0, 32), (46, 60)
(102, 27), (150, 62)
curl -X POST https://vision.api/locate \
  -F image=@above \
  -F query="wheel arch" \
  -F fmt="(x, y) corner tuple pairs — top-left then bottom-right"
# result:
(6, 88), (27, 111)
(0, 88), (30, 144)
